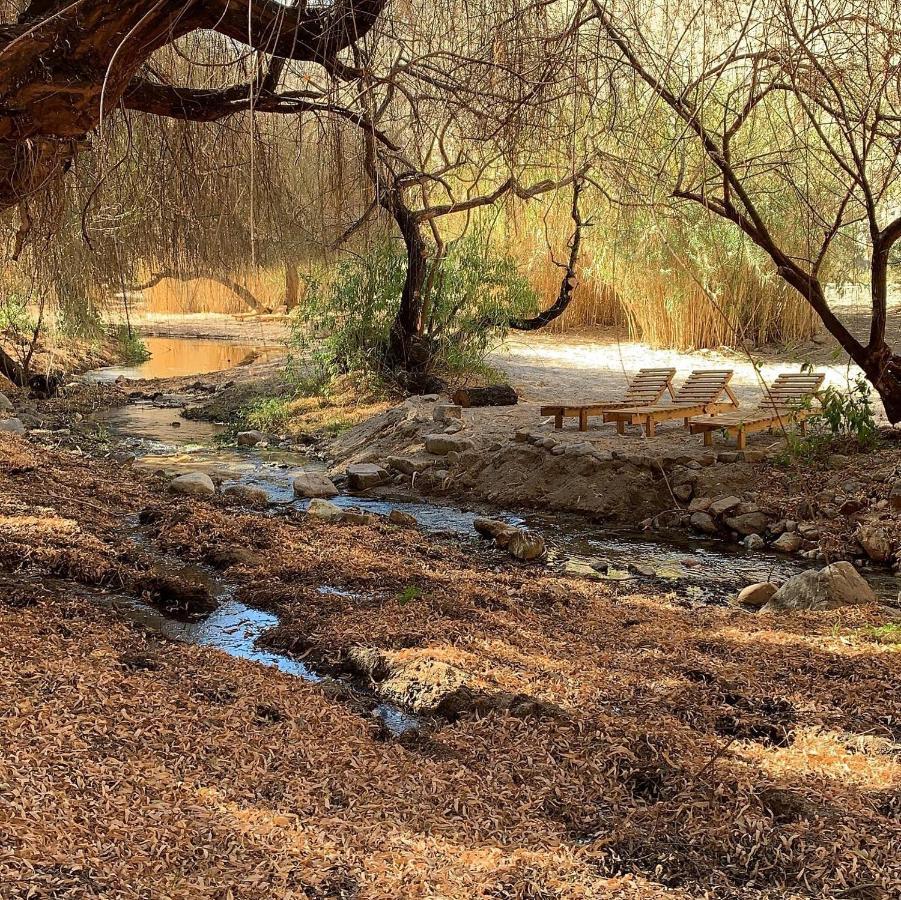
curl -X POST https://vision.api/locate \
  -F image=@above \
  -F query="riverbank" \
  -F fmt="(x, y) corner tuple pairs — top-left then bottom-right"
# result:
(114, 336), (901, 579)
(2, 430), (901, 897)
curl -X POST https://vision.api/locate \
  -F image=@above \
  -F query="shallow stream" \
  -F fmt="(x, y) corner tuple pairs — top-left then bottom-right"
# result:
(80, 346), (900, 725)
(85, 335), (278, 382)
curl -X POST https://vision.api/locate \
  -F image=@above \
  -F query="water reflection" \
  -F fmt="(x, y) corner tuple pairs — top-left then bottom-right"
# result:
(86, 336), (277, 382)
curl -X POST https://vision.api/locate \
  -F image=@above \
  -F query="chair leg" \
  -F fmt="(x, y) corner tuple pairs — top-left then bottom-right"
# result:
(616, 420), (625, 435)
(736, 429), (746, 450)
(555, 413), (563, 430)
(579, 410), (588, 432)
(646, 419), (656, 437)
(683, 417), (690, 427)
(703, 431), (713, 446)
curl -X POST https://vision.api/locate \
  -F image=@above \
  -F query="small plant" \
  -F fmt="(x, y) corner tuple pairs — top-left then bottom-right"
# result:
(243, 397), (292, 433)
(112, 325), (151, 364)
(779, 372), (879, 463)
(861, 623), (901, 644)
(814, 375), (879, 448)
(396, 584), (425, 606)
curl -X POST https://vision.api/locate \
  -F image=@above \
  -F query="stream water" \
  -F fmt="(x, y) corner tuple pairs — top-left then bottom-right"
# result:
(80, 344), (900, 730)
(89, 397), (901, 602)
(85, 336), (277, 382)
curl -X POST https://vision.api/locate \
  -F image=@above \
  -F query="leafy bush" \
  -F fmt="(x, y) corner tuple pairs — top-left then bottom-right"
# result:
(291, 233), (537, 383)
(813, 376), (879, 447)
(0, 295), (37, 338)
(112, 325), (151, 364)
(782, 373), (879, 461)
(243, 397), (292, 433)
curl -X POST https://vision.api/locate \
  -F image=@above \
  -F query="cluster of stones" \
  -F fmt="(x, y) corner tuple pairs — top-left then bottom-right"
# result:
(734, 561), (880, 613)
(686, 490), (898, 567)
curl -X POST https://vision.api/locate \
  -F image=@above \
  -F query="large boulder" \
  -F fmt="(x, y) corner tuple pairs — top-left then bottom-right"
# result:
(348, 648), (477, 716)
(169, 471), (216, 498)
(508, 530), (547, 562)
(0, 418), (25, 434)
(762, 561), (877, 612)
(473, 517), (513, 539)
(388, 509), (418, 527)
(293, 471), (339, 498)
(856, 525), (894, 563)
(424, 433), (474, 455)
(709, 495), (742, 517)
(222, 483), (269, 507)
(433, 403), (462, 423)
(306, 498), (343, 522)
(236, 429), (267, 447)
(385, 455), (434, 476)
(724, 511), (770, 536)
(772, 532), (802, 553)
(734, 582), (778, 608)
(346, 463), (389, 491)
(0, 393), (13, 411)
(689, 512), (717, 534)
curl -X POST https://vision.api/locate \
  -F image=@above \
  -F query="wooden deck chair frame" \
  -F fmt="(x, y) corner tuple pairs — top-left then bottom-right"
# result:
(603, 369), (739, 437)
(539, 368), (677, 432)
(688, 372), (825, 449)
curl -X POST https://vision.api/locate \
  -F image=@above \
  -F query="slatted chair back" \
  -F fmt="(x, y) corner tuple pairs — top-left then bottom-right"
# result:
(620, 368), (677, 406)
(757, 372), (825, 409)
(671, 370), (735, 405)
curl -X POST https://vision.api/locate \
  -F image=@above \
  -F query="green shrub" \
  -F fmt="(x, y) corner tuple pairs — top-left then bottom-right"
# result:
(112, 325), (151, 364)
(781, 373), (879, 462)
(243, 397), (292, 433)
(291, 232), (537, 384)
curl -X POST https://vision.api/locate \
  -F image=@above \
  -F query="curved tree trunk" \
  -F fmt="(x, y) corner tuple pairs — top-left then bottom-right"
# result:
(386, 192), (430, 370)
(511, 178), (585, 332)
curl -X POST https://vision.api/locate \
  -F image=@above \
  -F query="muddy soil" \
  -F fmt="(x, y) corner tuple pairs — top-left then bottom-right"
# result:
(2, 429), (901, 897)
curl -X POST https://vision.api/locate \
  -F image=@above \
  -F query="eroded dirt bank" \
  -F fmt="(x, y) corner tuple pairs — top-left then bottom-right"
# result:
(322, 393), (901, 570)
(2, 431), (901, 897)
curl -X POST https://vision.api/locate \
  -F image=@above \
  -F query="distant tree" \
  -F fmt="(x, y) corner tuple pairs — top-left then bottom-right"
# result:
(589, 0), (901, 421)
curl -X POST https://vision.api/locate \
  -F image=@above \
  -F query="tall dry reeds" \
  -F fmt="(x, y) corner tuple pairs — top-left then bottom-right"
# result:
(509, 201), (820, 349)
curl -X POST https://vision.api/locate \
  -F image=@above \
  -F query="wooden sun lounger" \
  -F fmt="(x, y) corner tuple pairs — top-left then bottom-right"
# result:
(540, 367), (677, 431)
(688, 371), (826, 449)
(604, 369), (738, 437)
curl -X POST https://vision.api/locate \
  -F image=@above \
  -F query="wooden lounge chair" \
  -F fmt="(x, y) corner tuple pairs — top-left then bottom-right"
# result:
(540, 367), (677, 431)
(604, 369), (738, 437)
(688, 371), (825, 449)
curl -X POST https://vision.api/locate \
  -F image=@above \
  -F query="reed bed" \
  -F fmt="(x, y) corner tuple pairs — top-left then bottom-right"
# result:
(511, 206), (820, 350)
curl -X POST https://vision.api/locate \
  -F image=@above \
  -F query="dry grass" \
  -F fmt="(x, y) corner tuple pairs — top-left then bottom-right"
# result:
(511, 212), (819, 350)
(1, 434), (900, 898)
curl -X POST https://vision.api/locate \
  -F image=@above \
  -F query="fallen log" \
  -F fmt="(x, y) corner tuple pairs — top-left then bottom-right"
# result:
(452, 385), (518, 408)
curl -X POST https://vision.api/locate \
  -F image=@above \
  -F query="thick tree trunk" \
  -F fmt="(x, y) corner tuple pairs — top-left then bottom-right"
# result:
(859, 345), (901, 425)
(383, 188), (430, 371)
(863, 244), (901, 424)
